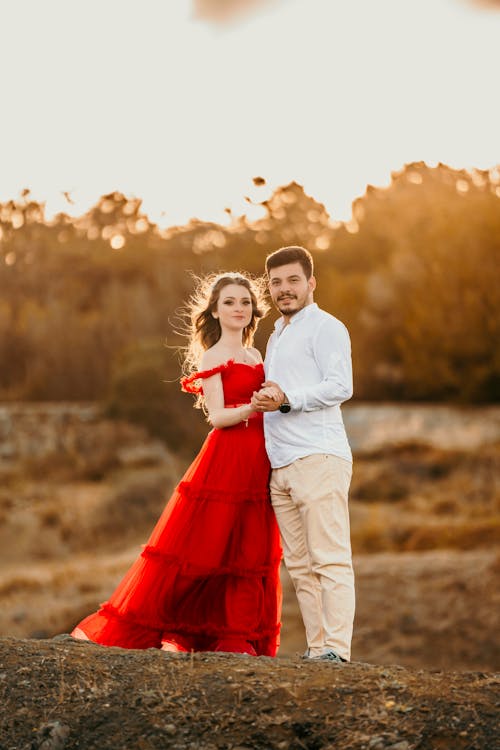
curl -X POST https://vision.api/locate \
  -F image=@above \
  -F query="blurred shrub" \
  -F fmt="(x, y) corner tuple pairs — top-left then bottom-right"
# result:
(350, 441), (500, 552)
(1, 166), (499, 412)
(401, 518), (500, 552)
(89, 471), (176, 547)
(351, 444), (458, 502)
(106, 338), (207, 456)
(351, 514), (500, 554)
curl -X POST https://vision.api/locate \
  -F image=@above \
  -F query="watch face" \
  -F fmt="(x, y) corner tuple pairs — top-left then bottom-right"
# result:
(279, 403), (291, 413)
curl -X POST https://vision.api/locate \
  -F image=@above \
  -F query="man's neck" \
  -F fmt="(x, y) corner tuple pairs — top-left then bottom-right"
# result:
(281, 299), (314, 326)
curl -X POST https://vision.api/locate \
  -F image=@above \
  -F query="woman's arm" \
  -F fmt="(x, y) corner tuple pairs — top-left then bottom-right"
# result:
(199, 353), (256, 428)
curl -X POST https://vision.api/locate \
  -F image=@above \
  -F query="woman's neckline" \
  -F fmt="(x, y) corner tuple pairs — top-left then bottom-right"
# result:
(221, 357), (262, 369)
(199, 358), (263, 372)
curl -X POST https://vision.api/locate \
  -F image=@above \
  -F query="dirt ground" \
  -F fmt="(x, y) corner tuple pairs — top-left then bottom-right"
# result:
(1, 636), (499, 750)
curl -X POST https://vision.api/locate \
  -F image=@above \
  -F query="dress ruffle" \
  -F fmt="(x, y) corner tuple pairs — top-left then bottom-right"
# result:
(100, 602), (281, 641)
(141, 544), (282, 577)
(180, 359), (263, 394)
(177, 479), (270, 504)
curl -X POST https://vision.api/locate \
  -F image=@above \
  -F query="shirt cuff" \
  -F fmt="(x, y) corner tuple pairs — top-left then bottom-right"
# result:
(285, 389), (305, 411)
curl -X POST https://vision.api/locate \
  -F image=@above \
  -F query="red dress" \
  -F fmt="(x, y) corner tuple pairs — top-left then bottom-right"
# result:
(71, 360), (282, 656)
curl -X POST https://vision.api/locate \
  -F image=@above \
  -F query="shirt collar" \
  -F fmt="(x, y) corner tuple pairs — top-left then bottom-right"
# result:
(273, 302), (318, 333)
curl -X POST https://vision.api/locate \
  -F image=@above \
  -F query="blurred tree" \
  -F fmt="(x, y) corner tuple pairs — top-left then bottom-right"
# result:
(1, 163), (499, 455)
(106, 339), (207, 455)
(355, 163), (500, 400)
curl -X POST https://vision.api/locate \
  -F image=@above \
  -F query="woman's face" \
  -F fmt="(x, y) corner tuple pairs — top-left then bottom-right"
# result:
(214, 283), (253, 333)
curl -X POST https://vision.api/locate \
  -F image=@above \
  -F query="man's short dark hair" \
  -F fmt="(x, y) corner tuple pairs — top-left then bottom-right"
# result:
(265, 246), (314, 279)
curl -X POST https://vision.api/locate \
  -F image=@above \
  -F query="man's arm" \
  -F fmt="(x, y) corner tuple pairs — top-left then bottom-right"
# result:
(286, 318), (353, 411)
(252, 318), (353, 413)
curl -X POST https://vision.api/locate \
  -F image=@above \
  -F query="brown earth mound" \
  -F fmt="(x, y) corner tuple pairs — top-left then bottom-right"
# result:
(1, 637), (499, 750)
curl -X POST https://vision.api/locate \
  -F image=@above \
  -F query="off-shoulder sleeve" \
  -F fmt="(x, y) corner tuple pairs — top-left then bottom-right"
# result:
(180, 359), (234, 394)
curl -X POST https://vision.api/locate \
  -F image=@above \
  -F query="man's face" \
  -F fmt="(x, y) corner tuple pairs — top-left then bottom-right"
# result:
(268, 262), (316, 318)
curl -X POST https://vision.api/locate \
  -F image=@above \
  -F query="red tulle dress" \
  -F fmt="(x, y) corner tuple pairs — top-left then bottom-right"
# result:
(71, 360), (282, 656)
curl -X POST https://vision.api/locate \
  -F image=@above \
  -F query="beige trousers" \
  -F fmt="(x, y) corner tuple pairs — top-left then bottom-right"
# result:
(270, 453), (354, 660)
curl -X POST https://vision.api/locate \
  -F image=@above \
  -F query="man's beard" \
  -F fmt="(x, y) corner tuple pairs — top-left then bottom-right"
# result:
(277, 296), (305, 316)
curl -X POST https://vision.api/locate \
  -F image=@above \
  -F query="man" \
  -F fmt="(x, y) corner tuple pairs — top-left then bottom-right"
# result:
(251, 245), (354, 663)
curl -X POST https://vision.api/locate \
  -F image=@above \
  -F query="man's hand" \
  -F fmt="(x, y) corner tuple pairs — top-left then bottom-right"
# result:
(251, 381), (286, 412)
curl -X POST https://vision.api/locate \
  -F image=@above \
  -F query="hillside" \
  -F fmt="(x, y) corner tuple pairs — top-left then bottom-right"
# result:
(1, 403), (499, 748)
(1, 637), (499, 750)
(1, 403), (499, 671)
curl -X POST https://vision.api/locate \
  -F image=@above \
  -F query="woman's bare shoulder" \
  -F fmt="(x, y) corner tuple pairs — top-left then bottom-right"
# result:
(246, 347), (263, 365)
(199, 347), (226, 371)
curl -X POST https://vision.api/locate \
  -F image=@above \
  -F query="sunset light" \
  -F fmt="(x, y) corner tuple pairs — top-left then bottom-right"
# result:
(1, 3), (499, 740)
(1, 0), (499, 227)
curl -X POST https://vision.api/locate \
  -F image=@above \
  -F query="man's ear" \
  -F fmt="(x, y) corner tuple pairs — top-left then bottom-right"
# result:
(309, 276), (317, 293)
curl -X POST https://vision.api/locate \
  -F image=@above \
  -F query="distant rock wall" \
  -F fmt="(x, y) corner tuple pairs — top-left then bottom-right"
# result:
(0, 402), (499, 471)
(0, 403), (171, 472)
(344, 403), (500, 453)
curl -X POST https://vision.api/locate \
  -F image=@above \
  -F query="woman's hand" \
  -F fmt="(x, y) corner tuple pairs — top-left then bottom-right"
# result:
(251, 381), (286, 412)
(258, 385), (281, 401)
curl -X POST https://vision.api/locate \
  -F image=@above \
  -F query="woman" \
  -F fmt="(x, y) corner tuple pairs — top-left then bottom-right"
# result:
(71, 272), (282, 656)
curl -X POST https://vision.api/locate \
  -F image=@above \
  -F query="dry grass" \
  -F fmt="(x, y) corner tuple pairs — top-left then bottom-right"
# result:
(0, 439), (498, 670)
(350, 442), (500, 553)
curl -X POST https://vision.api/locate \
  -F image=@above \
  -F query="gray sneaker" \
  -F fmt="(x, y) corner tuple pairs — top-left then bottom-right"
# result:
(316, 649), (347, 663)
(305, 648), (347, 663)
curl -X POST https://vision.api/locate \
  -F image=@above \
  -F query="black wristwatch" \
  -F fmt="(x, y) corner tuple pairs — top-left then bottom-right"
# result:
(279, 395), (291, 413)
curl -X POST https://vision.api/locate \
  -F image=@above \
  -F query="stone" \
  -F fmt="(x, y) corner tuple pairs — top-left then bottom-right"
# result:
(32, 721), (70, 750)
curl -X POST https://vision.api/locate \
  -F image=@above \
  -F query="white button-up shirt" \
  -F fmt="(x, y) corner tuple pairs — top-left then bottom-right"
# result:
(263, 302), (353, 468)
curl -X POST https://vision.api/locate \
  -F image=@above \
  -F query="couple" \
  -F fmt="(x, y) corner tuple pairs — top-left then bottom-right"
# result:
(72, 246), (354, 662)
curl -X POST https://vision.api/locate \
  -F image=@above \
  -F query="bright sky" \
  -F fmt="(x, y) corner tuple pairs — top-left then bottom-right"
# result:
(1, 0), (499, 227)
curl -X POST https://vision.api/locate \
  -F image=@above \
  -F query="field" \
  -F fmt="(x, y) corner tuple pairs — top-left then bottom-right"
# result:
(0, 404), (499, 748)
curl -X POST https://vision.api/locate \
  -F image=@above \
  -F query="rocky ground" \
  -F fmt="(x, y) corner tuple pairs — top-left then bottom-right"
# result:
(1, 637), (499, 750)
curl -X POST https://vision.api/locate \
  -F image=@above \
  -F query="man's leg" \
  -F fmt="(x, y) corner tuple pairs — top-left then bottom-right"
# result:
(287, 454), (354, 661)
(270, 466), (324, 656)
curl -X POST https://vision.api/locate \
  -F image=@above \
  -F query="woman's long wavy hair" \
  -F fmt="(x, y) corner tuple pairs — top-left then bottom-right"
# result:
(182, 271), (269, 379)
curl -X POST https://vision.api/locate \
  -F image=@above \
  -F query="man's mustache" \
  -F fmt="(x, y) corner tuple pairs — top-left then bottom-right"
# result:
(278, 295), (296, 301)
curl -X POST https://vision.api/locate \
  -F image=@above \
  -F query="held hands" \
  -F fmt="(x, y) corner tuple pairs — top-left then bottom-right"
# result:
(250, 381), (286, 412)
